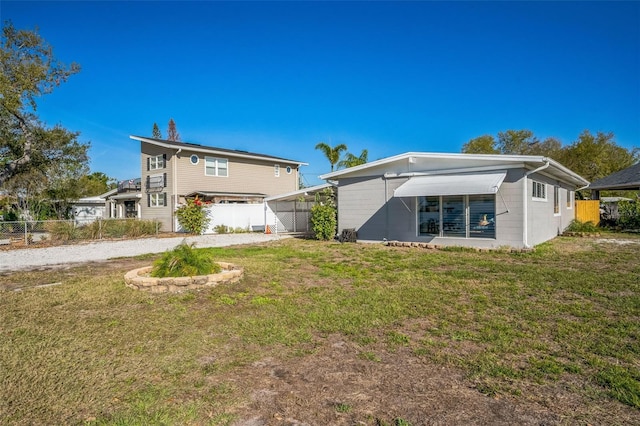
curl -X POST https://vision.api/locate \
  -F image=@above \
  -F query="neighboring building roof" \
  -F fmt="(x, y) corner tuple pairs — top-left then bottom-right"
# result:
(72, 188), (118, 205)
(265, 183), (333, 202)
(130, 135), (308, 166)
(319, 152), (589, 187)
(588, 162), (640, 191)
(108, 193), (142, 201)
(600, 197), (633, 203)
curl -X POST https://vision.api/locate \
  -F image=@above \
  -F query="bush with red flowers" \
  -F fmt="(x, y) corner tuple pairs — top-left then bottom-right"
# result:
(175, 196), (211, 234)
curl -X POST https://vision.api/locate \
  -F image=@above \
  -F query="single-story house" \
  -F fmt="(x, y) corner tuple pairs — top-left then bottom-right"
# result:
(319, 152), (589, 249)
(71, 189), (117, 224)
(71, 179), (142, 224)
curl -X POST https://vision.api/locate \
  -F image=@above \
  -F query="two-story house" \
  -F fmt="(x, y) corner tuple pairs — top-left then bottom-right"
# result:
(131, 135), (307, 232)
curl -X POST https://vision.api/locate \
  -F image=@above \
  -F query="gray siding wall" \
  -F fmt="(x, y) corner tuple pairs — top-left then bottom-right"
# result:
(527, 172), (576, 246)
(336, 167), (579, 249)
(337, 176), (389, 240)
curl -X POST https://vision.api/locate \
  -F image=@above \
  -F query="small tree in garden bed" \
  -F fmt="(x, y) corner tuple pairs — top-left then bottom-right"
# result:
(151, 242), (221, 278)
(175, 197), (210, 234)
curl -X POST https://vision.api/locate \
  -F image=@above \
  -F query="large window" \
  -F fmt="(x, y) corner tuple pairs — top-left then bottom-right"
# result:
(205, 157), (228, 177)
(554, 186), (560, 214)
(418, 195), (496, 239)
(442, 196), (466, 237)
(469, 195), (496, 239)
(532, 181), (546, 200)
(418, 197), (440, 235)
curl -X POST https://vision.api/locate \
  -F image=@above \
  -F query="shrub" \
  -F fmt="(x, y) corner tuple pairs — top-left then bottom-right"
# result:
(565, 220), (599, 233)
(47, 221), (80, 241)
(214, 224), (229, 234)
(175, 197), (210, 234)
(311, 188), (337, 241)
(151, 242), (221, 278)
(618, 200), (640, 230)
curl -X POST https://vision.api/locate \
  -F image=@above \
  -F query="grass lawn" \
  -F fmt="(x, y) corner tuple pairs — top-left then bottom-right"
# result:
(1, 234), (639, 425)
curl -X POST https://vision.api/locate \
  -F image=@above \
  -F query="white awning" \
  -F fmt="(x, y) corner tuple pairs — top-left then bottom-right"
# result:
(394, 171), (507, 197)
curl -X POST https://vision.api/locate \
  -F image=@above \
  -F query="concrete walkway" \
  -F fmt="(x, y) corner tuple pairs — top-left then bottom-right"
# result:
(0, 233), (285, 272)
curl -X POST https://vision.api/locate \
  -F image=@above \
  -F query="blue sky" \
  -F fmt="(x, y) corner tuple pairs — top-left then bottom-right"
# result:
(3, 1), (639, 186)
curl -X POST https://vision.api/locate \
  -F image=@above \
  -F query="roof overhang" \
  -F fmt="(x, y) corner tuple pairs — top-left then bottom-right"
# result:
(319, 152), (589, 188)
(265, 183), (333, 202)
(108, 193), (142, 201)
(185, 191), (266, 198)
(393, 171), (507, 197)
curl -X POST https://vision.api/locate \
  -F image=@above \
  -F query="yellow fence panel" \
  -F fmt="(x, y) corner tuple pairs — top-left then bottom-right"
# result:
(575, 200), (600, 225)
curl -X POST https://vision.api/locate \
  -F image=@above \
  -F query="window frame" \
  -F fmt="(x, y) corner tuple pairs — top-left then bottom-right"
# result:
(204, 156), (229, 177)
(149, 154), (165, 171)
(417, 194), (496, 240)
(566, 190), (573, 209)
(553, 186), (560, 215)
(149, 193), (166, 208)
(532, 180), (547, 201)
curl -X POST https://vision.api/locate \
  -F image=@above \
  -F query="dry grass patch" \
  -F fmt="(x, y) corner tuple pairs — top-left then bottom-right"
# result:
(0, 236), (638, 425)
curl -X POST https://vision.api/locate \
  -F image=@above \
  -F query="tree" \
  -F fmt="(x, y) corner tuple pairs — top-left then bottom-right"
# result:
(315, 141), (348, 172)
(556, 130), (638, 183)
(337, 149), (368, 169)
(0, 21), (88, 186)
(152, 122), (162, 139)
(462, 129), (639, 186)
(166, 118), (181, 141)
(461, 135), (499, 154)
(77, 172), (117, 197)
(497, 130), (540, 155)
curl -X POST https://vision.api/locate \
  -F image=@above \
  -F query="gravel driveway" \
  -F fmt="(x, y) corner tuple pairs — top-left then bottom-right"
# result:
(0, 233), (285, 273)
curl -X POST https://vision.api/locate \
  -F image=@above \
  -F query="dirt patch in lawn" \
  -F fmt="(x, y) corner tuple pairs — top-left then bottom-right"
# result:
(223, 333), (635, 425)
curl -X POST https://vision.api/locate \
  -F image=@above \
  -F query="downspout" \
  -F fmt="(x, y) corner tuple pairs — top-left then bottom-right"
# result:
(173, 148), (182, 232)
(523, 160), (550, 248)
(384, 176), (389, 241)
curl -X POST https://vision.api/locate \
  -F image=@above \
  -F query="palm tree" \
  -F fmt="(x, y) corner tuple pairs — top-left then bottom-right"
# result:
(337, 149), (368, 169)
(315, 141), (348, 172)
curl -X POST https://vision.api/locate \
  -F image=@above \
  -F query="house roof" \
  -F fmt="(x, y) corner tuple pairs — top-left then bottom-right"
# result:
(588, 162), (640, 191)
(130, 135), (308, 166)
(319, 152), (589, 187)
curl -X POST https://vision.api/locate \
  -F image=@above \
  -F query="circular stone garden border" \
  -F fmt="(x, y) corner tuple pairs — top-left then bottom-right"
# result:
(124, 262), (243, 293)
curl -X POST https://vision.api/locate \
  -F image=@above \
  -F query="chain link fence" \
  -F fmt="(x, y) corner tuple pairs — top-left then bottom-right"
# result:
(0, 218), (161, 246)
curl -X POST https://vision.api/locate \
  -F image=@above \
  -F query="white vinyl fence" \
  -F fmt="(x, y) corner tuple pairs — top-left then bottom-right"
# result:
(174, 202), (315, 235)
